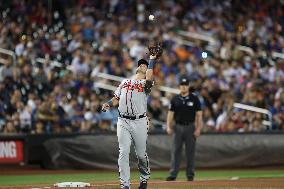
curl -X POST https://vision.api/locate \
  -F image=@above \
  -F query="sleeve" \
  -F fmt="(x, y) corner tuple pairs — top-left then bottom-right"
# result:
(168, 96), (176, 112)
(114, 80), (124, 100)
(195, 96), (202, 111)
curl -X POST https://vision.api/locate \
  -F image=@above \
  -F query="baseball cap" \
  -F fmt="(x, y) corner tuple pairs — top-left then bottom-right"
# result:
(179, 76), (189, 85)
(138, 59), (149, 67)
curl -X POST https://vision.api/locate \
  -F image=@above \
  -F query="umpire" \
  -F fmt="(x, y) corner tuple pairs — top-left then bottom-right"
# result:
(166, 76), (203, 181)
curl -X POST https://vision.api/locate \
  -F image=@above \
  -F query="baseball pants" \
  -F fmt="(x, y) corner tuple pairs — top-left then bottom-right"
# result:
(169, 123), (196, 179)
(117, 117), (150, 188)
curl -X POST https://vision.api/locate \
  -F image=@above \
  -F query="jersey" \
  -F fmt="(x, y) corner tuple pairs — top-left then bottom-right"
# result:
(115, 79), (150, 116)
(169, 93), (201, 123)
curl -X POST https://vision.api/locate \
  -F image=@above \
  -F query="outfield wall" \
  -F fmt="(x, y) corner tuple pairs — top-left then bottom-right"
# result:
(0, 133), (284, 169)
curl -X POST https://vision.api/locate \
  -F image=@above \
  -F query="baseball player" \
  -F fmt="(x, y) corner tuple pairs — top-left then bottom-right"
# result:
(102, 46), (161, 189)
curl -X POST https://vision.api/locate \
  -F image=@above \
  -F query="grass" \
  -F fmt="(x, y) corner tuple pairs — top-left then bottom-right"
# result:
(0, 169), (284, 188)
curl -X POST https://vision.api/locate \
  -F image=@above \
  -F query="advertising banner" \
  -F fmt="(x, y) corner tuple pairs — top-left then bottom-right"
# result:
(0, 140), (24, 163)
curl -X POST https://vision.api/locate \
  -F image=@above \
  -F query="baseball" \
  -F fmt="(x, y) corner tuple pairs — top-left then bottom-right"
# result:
(149, 15), (155, 21)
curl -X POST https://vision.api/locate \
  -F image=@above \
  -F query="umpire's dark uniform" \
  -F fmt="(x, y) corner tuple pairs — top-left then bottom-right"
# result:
(166, 77), (202, 181)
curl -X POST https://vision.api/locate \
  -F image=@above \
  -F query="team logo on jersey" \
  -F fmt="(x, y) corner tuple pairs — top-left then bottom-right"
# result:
(122, 82), (144, 92)
(187, 102), (194, 106)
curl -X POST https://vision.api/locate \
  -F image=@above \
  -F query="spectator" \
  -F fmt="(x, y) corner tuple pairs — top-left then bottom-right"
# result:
(32, 122), (45, 134)
(0, 58), (14, 82)
(36, 100), (60, 133)
(3, 121), (17, 134)
(269, 99), (284, 130)
(148, 97), (164, 130)
(70, 50), (90, 76)
(16, 102), (32, 133)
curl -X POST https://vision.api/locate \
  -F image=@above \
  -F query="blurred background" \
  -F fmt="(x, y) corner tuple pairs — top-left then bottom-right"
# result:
(0, 0), (284, 170)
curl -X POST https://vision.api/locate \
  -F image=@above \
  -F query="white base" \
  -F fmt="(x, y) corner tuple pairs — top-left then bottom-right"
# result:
(54, 182), (90, 187)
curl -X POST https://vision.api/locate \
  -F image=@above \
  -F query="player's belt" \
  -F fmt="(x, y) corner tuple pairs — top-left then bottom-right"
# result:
(119, 113), (146, 120)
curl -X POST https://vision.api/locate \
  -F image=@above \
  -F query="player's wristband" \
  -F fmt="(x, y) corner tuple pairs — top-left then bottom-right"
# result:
(107, 99), (113, 107)
(148, 59), (156, 69)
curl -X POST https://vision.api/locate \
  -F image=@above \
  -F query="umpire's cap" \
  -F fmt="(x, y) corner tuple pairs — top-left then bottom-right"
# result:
(179, 76), (189, 85)
(138, 59), (149, 67)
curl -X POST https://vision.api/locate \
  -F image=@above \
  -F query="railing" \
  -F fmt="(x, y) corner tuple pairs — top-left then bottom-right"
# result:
(233, 103), (272, 127)
(177, 30), (284, 60)
(36, 57), (63, 67)
(0, 48), (16, 64)
(178, 30), (217, 46)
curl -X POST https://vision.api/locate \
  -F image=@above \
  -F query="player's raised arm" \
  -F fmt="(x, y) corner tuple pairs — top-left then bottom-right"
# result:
(145, 55), (156, 81)
(145, 43), (163, 94)
(144, 56), (156, 94)
(146, 43), (163, 81)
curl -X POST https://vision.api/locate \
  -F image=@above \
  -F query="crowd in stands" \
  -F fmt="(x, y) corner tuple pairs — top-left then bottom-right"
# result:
(0, 0), (283, 134)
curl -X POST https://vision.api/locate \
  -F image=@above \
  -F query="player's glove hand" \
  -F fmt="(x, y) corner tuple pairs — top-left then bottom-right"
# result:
(148, 43), (163, 59)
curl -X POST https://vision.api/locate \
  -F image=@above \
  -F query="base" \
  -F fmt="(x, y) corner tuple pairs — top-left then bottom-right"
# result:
(54, 182), (91, 187)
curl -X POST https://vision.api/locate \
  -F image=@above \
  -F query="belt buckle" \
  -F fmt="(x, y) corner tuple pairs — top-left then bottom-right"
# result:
(124, 115), (136, 120)
(122, 113), (146, 120)
(125, 115), (135, 120)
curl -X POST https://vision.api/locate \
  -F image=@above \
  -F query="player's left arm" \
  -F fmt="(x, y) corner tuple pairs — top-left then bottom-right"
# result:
(145, 55), (156, 94)
(102, 80), (123, 112)
(101, 97), (119, 112)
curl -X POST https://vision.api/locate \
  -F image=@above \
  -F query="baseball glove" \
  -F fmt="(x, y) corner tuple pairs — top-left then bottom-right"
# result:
(148, 43), (163, 59)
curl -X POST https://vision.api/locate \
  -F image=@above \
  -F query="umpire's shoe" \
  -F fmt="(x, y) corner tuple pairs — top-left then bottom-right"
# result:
(166, 176), (176, 181)
(187, 177), (194, 181)
(138, 180), (147, 189)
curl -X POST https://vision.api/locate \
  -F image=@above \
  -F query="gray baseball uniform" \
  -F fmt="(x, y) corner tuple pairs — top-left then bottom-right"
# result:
(114, 79), (151, 188)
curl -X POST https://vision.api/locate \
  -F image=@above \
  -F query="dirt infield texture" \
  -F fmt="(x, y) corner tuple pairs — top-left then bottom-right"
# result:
(1, 178), (284, 188)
